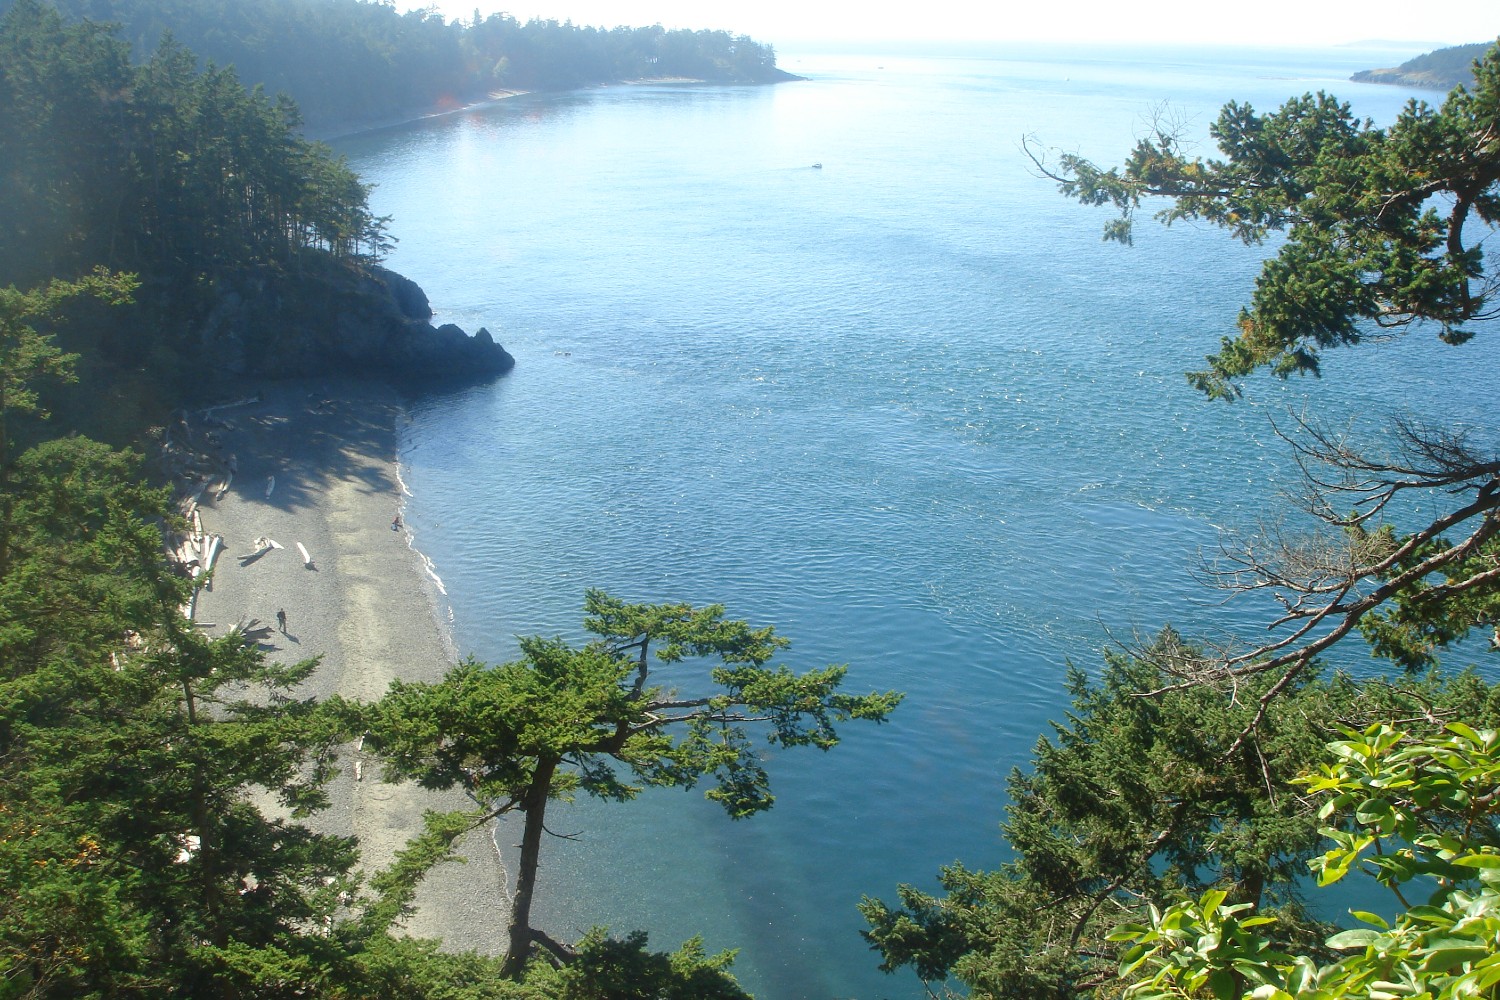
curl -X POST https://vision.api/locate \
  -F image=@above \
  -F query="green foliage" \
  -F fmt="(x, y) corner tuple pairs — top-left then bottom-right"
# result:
(353, 808), (480, 941)
(895, 36), (1500, 1000)
(17, 0), (793, 134)
(0, 299), (772, 997)
(1356, 521), (1500, 674)
(1026, 37), (1500, 696)
(1111, 890), (1290, 1000)
(0, 269), (139, 574)
(0, 270), (135, 446)
(1112, 723), (1500, 1000)
(1032, 40), (1500, 399)
(368, 587), (901, 818)
(0, 0), (389, 342)
(543, 930), (750, 1000)
(366, 588), (900, 975)
(0, 430), (365, 996)
(347, 928), (750, 1000)
(860, 632), (1496, 998)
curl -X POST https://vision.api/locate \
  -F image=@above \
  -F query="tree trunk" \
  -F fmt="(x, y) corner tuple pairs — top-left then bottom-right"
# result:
(501, 754), (558, 979)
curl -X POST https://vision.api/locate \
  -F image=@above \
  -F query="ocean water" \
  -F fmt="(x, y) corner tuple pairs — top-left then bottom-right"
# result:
(336, 44), (1499, 999)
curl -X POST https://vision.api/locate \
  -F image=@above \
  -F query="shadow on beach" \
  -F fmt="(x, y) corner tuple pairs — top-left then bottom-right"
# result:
(184, 375), (509, 955)
(204, 382), (404, 519)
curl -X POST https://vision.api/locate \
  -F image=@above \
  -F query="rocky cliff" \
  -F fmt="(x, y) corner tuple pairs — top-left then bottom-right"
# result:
(196, 259), (515, 382)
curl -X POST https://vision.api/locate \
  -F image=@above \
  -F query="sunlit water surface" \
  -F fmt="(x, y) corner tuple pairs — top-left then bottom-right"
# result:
(337, 44), (1498, 999)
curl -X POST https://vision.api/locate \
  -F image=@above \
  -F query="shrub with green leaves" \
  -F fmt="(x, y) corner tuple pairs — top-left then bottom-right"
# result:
(1113, 722), (1500, 1000)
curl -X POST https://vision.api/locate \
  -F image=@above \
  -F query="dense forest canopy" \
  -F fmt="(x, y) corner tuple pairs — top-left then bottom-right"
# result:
(0, 0), (387, 287)
(0, 0), (797, 419)
(1, 0), (798, 134)
(0, 0), (388, 427)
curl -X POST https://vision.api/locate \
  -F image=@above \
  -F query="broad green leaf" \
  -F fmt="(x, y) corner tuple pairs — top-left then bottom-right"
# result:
(1326, 928), (1382, 950)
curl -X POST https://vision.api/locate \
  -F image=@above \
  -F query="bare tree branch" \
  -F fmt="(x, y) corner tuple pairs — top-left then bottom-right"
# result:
(1137, 414), (1500, 708)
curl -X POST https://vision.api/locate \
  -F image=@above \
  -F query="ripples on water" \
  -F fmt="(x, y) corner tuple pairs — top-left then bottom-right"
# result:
(342, 44), (1498, 998)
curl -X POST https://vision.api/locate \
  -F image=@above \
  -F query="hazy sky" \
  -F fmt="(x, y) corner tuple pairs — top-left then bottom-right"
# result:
(400, 0), (1495, 51)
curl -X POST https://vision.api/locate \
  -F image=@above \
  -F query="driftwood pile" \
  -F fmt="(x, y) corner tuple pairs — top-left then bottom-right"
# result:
(160, 396), (260, 620)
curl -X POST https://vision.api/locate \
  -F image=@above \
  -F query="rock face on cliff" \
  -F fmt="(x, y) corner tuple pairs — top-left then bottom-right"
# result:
(197, 259), (515, 381)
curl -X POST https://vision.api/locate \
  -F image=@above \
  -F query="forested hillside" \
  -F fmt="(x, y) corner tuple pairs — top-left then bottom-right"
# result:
(0, 0), (795, 425)
(3, 0), (798, 134)
(0, 3), (828, 995)
(0, 0), (510, 444)
(1351, 39), (1492, 89)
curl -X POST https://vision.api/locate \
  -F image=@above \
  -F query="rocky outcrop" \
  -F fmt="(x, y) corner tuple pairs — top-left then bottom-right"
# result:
(196, 259), (514, 382)
(378, 266), (433, 321)
(396, 320), (516, 379)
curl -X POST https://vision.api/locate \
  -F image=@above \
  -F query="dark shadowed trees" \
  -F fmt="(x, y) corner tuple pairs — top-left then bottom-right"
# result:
(10, 0), (797, 134)
(0, 0), (390, 289)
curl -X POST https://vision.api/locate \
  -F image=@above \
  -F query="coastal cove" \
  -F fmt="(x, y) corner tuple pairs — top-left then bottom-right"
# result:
(187, 381), (510, 952)
(340, 45), (1500, 999)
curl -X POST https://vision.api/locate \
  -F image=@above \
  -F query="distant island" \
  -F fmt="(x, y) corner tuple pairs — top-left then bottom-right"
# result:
(1352, 39), (1494, 90)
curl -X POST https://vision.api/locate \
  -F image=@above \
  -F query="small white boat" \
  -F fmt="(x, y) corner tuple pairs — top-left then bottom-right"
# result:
(265, 475), (275, 498)
(296, 542), (314, 569)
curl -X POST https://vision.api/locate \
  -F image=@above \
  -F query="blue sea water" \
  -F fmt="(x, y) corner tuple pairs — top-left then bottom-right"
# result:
(336, 44), (1499, 999)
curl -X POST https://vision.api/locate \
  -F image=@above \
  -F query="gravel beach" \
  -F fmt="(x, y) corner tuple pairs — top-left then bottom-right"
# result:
(190, 379), (507, 953)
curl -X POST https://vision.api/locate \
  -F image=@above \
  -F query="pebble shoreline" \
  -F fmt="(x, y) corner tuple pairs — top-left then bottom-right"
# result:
(189, 378), (508, 953)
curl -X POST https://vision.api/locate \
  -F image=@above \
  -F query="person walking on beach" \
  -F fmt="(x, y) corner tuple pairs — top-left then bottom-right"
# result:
(277, 608), (288, 633)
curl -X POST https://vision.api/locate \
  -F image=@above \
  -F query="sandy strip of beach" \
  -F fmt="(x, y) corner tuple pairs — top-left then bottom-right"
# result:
(190, 378), (507, 953)
(313, 89), (531, 140)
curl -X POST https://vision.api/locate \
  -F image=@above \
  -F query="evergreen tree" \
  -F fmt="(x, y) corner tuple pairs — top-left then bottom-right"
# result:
(1018, 41), (1500, 700)
(867, 41), (1500, 1000)
(0, 289), (761, 997)
(861, 637), (1500, 998)
(366, 588), (902, 978)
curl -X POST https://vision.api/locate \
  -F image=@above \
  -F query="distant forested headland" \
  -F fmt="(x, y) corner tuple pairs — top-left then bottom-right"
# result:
(1352, 38), (1495, 90)
(0, 0), (532, 447)
(0, 0), (800, 135)
(0, 0), (804, 436)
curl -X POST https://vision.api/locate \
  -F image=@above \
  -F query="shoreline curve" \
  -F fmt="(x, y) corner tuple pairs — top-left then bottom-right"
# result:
(190, 377), (509, 953)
